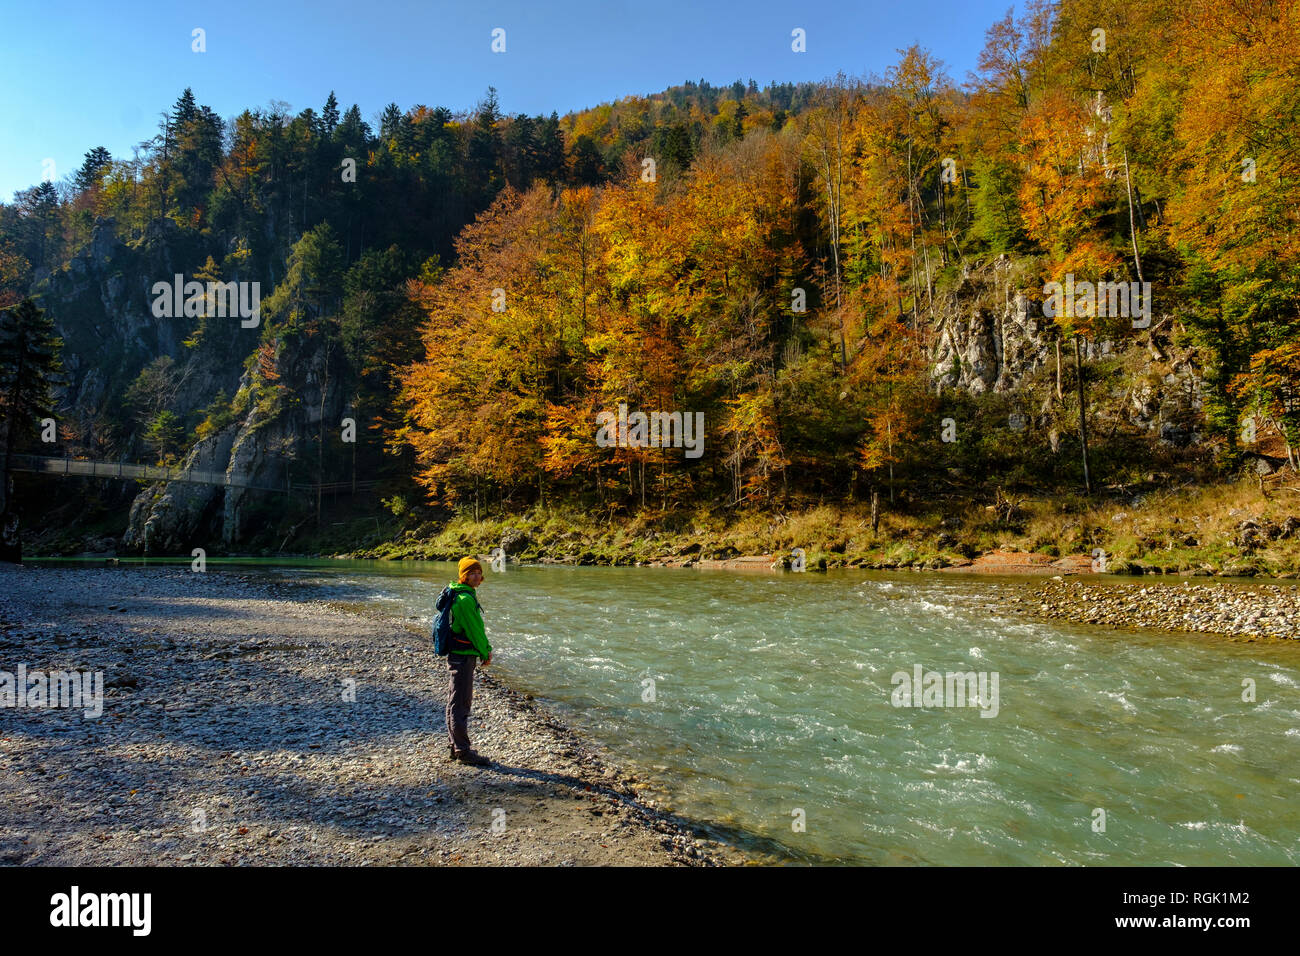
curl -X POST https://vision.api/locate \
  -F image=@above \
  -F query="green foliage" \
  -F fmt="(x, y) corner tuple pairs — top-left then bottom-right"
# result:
(260, 224), (345, 331)
(194, 390), (236, 442)
(0, 298), (64, 453)
(970, 158), (1029, 253)
(143, 409), (186, 464)
(124, 356), (178, 422)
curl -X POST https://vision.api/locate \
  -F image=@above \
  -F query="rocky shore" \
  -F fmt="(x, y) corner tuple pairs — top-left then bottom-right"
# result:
(0, 565), (749, 866)
(1023, 580), (1300, 640)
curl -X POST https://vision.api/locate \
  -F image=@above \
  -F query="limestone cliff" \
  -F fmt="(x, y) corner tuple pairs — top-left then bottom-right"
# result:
(121, 330), (348, 554)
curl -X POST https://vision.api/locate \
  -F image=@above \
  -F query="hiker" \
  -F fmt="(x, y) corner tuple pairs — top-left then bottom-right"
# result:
(445, 556), (493, 766)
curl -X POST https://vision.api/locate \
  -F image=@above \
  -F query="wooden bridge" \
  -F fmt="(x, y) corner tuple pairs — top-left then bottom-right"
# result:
(3, 454), (377, 496)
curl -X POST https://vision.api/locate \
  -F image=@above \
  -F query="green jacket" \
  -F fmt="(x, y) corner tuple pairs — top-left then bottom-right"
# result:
(447, 582), (491, 659)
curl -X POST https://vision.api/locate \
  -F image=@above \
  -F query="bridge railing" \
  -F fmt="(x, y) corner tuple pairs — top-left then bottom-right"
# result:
(5, 455), (378, 497)
(4, 455), (278, 492)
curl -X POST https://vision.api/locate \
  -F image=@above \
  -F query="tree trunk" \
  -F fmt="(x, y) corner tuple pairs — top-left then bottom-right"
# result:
(0, 495), (19, 563)
(1123, 149), (1144, 283)
(1055, 339), (1063, 401)
(870, 488), (880, 533)
(1075, 336), (1092, 494)
(887, 412), (895, 504)
(0, 347), (27, 562)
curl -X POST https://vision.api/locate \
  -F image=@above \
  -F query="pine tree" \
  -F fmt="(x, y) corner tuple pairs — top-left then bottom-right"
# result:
(338, 104), (369, 144)
(503, 114), (538, 188)
(468, 88), (503, 204)
(0, 298), (63, 561)
(173, 87), (198, 128)
(322, 91), (340, 135)
(22, 182), (61, 268)
(570, 135), (605, 185)
(731, 101), (748, 141)
(379, 103), (403, 141)
(536, 112), (567, 183)
(74, 147), (112, 192)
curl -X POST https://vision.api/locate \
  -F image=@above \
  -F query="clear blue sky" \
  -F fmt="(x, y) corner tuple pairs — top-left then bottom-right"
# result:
(0, 0), (1017, 203)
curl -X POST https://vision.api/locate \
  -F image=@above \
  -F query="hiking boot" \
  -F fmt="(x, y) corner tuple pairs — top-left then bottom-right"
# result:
(455, 749), (492, 767)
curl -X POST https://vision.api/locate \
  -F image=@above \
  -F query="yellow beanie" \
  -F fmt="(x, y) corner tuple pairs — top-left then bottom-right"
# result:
(458, 557), (483, 582)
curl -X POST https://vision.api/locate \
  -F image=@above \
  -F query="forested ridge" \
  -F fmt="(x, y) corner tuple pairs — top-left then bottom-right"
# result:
(1, 0), (1297, 568)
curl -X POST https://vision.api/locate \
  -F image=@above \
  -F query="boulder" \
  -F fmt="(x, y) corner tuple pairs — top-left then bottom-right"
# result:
(500, 528), (532, 556)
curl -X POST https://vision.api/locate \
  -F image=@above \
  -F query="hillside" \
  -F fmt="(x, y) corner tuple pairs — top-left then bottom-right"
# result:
(0, 0), (1296, 571)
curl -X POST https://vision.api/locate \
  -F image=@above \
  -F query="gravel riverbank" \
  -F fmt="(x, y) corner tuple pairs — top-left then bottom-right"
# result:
(0, 565), (750, 866)
(1022, 580), (1300, 640)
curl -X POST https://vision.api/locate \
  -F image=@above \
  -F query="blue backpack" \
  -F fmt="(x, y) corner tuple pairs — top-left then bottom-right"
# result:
(432, 586), (457, 656)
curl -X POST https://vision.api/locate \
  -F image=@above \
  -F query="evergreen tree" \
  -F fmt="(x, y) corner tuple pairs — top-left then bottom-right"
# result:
(731, 101), (748, 141)
(322, 91), (340, 135)
(143, 409), (186, 464)
(503, 113), (538, 188)
(0, 298), (63, 561)
(338, 104), (370, 144)
(570, 135), (605, 185)
(468, 87), (503, 203)
(171, 102), (224, 224)
(172, 87), (198, 128)
(20, 182), (61, 268)
(536, 112), (567, 183)
(74, 147), (112, 192)
(380, 103), (403, 141)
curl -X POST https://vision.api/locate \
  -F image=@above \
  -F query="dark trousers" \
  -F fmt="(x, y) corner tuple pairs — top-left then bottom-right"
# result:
(446, 652), (477, 752)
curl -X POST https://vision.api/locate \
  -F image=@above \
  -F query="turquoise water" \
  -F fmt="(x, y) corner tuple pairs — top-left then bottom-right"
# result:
(237, 560), (1300, 866)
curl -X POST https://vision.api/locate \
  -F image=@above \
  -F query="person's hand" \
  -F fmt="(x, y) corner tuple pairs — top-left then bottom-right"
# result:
(483, 653), (492, 667)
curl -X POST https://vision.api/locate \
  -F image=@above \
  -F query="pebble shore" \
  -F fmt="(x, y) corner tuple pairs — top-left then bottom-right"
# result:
(1024, 580), (1300, 640)
(0, 565), (748, 866)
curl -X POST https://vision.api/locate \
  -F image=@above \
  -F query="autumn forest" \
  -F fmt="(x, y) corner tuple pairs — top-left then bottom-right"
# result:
(1, 0), (1297, 566)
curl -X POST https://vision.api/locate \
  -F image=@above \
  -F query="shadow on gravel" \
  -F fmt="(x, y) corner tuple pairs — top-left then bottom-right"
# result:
(12, 565), (421, 615)
(1, 658), (446, 755)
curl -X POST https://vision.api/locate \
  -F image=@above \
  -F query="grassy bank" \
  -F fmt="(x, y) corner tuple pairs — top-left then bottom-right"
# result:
(344, 476), (1300, 578)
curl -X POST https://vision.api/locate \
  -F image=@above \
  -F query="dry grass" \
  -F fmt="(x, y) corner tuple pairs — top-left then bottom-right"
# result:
(352, 474), (1300, 575)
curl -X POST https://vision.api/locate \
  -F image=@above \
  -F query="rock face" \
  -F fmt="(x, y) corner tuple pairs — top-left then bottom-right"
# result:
(226, 332), (349, 545)
(31, 214), (353, 555)
(930, 260), (1054, 395)
(120, 424), (239, 555)
(122, 332), (348, 555)
(41, 217), (241, 427)
(927, 258), (1206, 447)
(1125, 356), (1203, 444)
(931, 291), (1051, 395)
